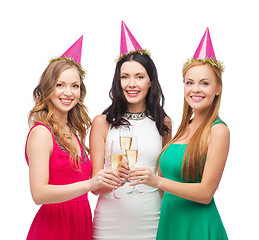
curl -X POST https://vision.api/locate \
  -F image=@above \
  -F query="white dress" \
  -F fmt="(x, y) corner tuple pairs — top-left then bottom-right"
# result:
(93, 115), (162, 240)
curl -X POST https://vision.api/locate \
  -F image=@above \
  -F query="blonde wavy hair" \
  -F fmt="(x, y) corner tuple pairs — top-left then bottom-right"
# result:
(28, 60), (92, 170)
(160, 61), (222, 182)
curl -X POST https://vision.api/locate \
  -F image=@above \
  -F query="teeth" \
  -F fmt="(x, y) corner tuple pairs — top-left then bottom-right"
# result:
(192, 96), (203, 100)
(127, 91), (138, 94)
(61, 99), (72, 103)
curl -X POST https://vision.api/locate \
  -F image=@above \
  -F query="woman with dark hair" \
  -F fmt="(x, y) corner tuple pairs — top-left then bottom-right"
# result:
(104, 53), (169, 137)
(90, 22), (171, 240)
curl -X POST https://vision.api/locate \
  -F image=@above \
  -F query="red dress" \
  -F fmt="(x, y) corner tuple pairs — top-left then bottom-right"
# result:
(25, 122), (92, 240)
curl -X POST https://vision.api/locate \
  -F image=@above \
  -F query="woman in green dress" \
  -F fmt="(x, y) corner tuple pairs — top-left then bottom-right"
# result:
(129, 28), (229, 239)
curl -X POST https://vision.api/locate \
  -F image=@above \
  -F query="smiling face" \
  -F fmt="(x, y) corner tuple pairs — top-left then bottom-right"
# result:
(183, 64), (221, 114)
(50, 67), (81, 118)
(120, 60), (151, 112)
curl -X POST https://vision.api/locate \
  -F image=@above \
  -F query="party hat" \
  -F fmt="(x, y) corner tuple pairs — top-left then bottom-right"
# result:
(185, 28), (224, 72)
(117, 21), (150, 62)
(60, 35), (83, 65)
(49, 35), (86, 77)
(193, 28), (216, 61)
(120, 21), (142, 55)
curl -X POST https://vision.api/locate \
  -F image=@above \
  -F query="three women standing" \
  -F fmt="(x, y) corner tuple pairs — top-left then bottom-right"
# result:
(25, 25), (229, 240)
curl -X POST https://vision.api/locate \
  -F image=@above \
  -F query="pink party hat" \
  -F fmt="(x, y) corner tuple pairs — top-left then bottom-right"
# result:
(60, 35), (83, 65)
(120, 21), (142, 55)
(50, 35), (86, 78)
(193, 28), (216, 61)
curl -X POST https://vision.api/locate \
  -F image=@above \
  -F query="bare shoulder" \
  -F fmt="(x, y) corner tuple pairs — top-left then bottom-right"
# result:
(211, 123), (230, 140)
(92, 114), (109, 126)
(28, 125), (52, 142)
(26, 125), (53, 162)
(91, 114), (109, 131)
(90, 114), (109, 139)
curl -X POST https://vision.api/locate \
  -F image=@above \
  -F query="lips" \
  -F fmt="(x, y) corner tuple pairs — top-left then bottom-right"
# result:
(191, 95), (205, 102)
(60, 98), (73, 105)
(126, 90), (140, 97)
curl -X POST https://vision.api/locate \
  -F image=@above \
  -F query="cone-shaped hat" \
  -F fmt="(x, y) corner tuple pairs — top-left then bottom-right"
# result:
(60, 35), (83, 65)
(193, 28), (216, 61)
(120, 21), (142, 55)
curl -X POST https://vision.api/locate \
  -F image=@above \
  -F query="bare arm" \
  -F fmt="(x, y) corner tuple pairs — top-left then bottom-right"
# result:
(157, 116), (172, 197)
(157, 167), (164, 198)
(27, 125), (120, 205)
(130, 123), (230, 204)
(90, 115), (122, 195)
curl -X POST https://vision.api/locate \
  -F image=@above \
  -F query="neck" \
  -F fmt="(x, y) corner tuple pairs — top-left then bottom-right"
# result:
(52, 112), (68, 128)
(191, 109), (209, 126)
(127, 103), (146, 113)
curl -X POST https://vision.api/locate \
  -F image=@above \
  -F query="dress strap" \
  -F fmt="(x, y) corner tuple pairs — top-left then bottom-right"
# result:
(212, 118), (227, 127)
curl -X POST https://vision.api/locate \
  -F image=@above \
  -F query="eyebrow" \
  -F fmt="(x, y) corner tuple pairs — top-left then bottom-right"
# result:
(185, 78), (209, 81)
(57, 80), (80, 84)
(120, 72), (145, 75)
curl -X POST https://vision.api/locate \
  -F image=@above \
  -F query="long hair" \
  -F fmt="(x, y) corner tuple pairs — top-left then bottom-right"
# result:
(103, 53), (170, 136)
(161, 61), (222, 182)
(28, 60), (92, 169)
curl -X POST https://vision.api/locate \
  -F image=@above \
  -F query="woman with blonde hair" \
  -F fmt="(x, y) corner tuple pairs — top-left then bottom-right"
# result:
(25, 36), (121, 240)
(130, 28), (229, 239)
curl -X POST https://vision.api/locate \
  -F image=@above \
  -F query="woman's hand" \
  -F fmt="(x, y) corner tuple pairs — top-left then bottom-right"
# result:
(90, 169), (122, 192)
(117, 161), (130, 182)
(129, 167), (160, 188)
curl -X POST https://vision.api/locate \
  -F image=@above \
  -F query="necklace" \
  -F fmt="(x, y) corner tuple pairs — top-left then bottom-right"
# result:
(123, 111), (147, 120)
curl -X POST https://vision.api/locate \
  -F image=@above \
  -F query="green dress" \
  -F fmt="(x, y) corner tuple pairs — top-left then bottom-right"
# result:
(156, 119), (228, 240)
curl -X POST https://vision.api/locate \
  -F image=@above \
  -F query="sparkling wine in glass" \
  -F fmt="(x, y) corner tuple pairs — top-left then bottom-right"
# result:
(119, 126), (133, 156)
(106, 140), (123, 199)
(126, 149), (138, 169)
(126, 136), (142, 194)
(111, 154), (123, 171)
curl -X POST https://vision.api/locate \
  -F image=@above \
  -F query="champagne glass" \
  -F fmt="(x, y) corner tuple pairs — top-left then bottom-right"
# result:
(119, 125), (133, 157)
(106, 140), (123, 199)
(126, 136), (142, 194)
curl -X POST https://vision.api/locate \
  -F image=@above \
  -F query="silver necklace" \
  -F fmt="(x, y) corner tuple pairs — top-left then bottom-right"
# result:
(124, 111), (147, 120)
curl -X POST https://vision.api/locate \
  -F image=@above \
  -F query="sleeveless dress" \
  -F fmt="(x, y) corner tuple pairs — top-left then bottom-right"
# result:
(93, 116), (162, 240)
(156, 119), (228, 240)
(25, 122), (92, 240)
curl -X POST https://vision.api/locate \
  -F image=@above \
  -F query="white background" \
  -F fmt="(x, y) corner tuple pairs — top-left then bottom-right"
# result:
(1, 0), (258, 239)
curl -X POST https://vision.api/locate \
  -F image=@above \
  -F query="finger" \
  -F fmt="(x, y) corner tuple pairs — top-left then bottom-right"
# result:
(118, 171), (129, 179)
(130, 167), (146, 172)
(101, 172), (122, 184)
(100, 176), (121, 187)
(101, 181), (119, 189)
(129, 179), (143, 186)
(118, 168), (129, 175)
(129, 170), (146, 178)
(129, 168), (147, 175)
(118, 167), (129, 174)
(103, 169), (121, 178)
(120, 162), (130, 169)
(118, 172), (128, 180)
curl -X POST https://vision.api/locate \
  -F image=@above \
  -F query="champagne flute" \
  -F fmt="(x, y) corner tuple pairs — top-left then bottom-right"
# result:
(126, 136), (142, 194)
(106, 140), (123, 199)
(119, 125), (133, 157)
